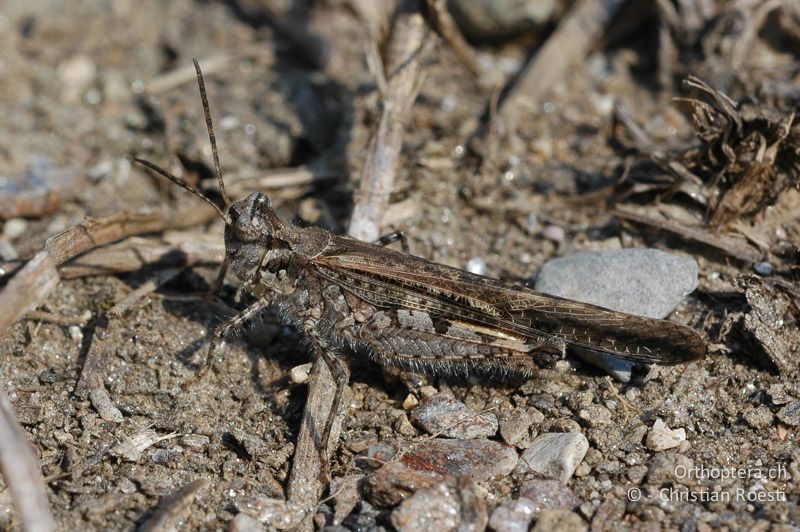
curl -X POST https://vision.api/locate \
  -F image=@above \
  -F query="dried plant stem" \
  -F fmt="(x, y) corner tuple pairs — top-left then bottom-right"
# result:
(498, 0), (626, 133)
(348, 0), (430, 242)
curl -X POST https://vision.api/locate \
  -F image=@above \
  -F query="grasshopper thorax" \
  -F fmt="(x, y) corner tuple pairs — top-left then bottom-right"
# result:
(223, 192), (331, 283)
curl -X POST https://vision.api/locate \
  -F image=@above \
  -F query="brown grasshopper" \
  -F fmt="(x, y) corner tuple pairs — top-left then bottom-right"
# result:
(133, 60), (705, 478)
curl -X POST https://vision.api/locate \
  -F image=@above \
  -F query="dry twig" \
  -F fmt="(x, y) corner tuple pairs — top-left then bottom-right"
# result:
(348, 0), (430, 242)
(614, 205), (761, 263)
(56, 232), (222, 279)
(45, 206), (216, 265)
(144, 44), (275, 94)
(498, 0), (626, 133)
(0, 251), (60, 336)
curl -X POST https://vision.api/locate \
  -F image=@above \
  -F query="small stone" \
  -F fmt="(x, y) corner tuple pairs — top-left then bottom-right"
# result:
(448, 0), (556, 41)
(627, 465), (648, 483)
(645, 419), (686, 451)
(646, 453), (693, 485)
(341, 501), (382, 530)
(410, 393), (498, 439)
(768, 384), (793, 405)
(777, 401), (800, 426)
(519, 480), (581, 514)
(394, 413), (418, 437)
(532, 509), (587, 532)
(542, 225), (565, 243)
(754, 262), (773, 276)
(499, 408), (536, 447)
(290, 363), (313, 384)
(116, 477), (137, 494)
(516, 433), (589, 483)
(573, 463), (591, 477)
(331, 474), (363, 525)
(57, 55), (97, 103)
(89, 387), (123, 423)
(391, 483), (460, 532)
(419, 386), (438, 398)
(572, 350), (633, 383)
(3, 219), (28, 239)
(534, 249), (698, 319)
(151, 447), (181, 466)
(0, 239), (16, 261)
(403, 393), (419, 410)
(238, 497), (303, 530)
(87, 159), (114, 182)
(743, 405), (774, 429)
(68, 325), (83, 343)
(180, 434), (210, 450)
(12, 393), (43, 425)
(400, 439), (518, 482)
(466, 257), (486, 275)
(577, 405), (612, 428)
(229, 513), (265, 532)
(364, 462), (444, 507)
(488, 497), (536, 532)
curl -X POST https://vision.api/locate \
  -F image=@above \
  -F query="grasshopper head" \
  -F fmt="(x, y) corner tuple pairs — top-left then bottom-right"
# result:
(224, 192), (285, 281)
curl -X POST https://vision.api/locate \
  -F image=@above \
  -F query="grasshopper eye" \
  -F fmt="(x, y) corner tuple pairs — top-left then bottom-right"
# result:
(227, 193), (273, 243)
(254, 194), (269, 208)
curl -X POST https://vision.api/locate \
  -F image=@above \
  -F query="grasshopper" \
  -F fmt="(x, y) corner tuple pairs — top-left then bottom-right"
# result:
(133, 60), (705, 478)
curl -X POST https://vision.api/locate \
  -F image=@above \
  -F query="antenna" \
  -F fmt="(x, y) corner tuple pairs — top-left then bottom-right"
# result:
(131, 156), (231, 224)
(193, 59), (230, 206)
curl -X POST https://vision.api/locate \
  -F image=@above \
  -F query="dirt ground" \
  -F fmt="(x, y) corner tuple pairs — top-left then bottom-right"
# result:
(1, 0), (799, 530)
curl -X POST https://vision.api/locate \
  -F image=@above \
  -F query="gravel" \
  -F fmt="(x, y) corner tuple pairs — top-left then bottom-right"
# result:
(515, 432), (590, 483)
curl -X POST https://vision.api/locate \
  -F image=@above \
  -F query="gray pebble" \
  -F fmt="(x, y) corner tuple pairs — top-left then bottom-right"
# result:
(515, 432), (589, 483)
(519, 480), (581, 514)
(89, 387), (123, 423)
(229, 513), (266, 532)
(331, 474), (364, 525)
(646, 453), (693, 485)
(542, 224), (565, 243)
(743, 406), (774, 429)
(448, 0), (556, 41)
(499, 407), (540, 447)
(180, 434), (210, 450)
(571, 350), (634, 383)
(488, 497), (536, 532)
(754, 261), (773, 275)
(391, 483), (460, 532)
(627, 465), (648, 483)
(577, 404), (612, 428)
(534, 249), (698, 380)
(777, 400), (800, 426)
(150, 447), (180, 466)
(410, 393), (498, 439)
(767, 384), (793, 405)
(237, 497), (306, 530)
